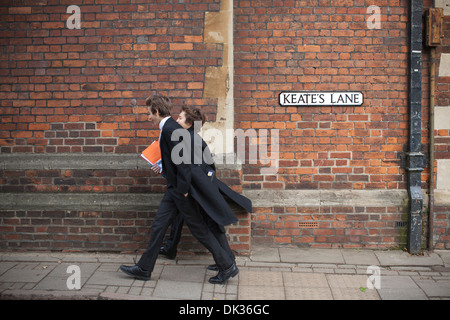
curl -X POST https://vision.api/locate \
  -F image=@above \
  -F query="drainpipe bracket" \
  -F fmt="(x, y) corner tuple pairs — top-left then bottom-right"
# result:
(405, 152), (426, 172)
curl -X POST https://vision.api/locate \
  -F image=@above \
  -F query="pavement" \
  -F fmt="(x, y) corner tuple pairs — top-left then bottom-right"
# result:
(0, 246), (449, 301)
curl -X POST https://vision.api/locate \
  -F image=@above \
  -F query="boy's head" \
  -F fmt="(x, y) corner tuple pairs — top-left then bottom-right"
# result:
(146, 94), (172, 117)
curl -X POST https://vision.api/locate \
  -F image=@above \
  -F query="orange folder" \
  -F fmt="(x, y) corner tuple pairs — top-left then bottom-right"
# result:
(140, 140), (162, 171)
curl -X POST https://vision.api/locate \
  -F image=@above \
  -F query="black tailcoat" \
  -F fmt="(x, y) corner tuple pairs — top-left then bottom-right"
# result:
(187, 127), (253, 227)
(159, 117), (191, 195)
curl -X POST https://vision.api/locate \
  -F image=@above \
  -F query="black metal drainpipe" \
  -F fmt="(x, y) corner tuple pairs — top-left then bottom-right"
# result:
(406, 0), (426, 255)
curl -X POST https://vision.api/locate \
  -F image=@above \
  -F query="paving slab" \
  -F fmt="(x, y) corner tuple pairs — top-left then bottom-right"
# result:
(245, 261), (295, 269)
(249, 246), (280, 262)
(202, 272), (238, 300)
(283, 272), (329, 288)
(99, 292), (160, 300)
(326, 274), (369, 289)
(34, 262), (99, 290)
(0, 262), (16, 276)
(375, 251), (443, 266)
(238, 270), (283, 287)
(285, 287), (333, 300)
(0, 262), (54, 283)
(379, 275), (421, 291)
(93, 253), (136, 264)
(279, 248), (344, 264)
(159, 265), (206, 283)
(377, 288), (428, 300)
(238, 285), (285, 300)
(331, 287), (380, 300)
(1, 248), (449, 301)
(415, 279), (450, 298)
(86, 270), (134, 287)
(341, 249), (380, 266)
(435, 250), (450, 267)
(0, 252), (62, 263)
(59, 253), (99, 263)
(153, 279), (203, 299)
(177, 258), (214, 266)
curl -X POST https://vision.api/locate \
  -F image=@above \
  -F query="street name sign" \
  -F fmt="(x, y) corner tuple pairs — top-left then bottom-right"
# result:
(279, 91), (364, 106)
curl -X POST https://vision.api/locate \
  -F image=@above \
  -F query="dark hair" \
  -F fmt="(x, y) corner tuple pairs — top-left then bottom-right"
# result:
(181, 105), (206, 131)
(146, 94), (172, 117)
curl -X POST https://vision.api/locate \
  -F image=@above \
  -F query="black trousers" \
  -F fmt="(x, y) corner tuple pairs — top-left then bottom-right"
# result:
(163, 208), (235, 264)
(137, 187), (234, 272)
(162, 213), (184, 257)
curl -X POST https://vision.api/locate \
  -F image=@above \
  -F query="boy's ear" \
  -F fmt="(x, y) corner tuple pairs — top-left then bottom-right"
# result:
(149, 108), (159, 117)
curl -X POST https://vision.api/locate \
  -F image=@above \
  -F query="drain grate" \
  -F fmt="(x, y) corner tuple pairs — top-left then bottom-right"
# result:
(298, 222), (319, 228)
(395, 221), (408, 228)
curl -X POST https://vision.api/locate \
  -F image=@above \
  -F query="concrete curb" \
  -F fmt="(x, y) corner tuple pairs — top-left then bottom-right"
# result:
(0, 289), (99, 300)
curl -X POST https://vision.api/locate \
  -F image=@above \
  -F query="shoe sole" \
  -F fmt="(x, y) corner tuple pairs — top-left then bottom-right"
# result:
(120, 267), (150, 281)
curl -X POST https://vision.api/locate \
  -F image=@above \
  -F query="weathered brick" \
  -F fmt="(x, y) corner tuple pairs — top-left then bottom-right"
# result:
(0, 0), (445, 252)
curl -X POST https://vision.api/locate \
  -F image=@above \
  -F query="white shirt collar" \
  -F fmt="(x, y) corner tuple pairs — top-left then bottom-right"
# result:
(159, 116), (171, 131)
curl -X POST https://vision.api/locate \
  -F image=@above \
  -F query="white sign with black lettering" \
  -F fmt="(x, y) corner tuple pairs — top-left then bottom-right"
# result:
(279, 91), (364, 106)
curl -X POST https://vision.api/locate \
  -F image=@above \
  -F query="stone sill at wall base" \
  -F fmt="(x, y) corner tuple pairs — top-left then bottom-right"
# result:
(1, 189), (448, 252)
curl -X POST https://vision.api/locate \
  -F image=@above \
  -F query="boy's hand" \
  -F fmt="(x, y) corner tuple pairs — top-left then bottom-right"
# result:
(151, 164), (161, 174)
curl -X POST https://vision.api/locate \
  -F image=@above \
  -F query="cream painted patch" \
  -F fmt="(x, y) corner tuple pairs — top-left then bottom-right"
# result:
(438, 53), (450, 77)
(434, 107), (450, 130)
(437, 159), (450, 190)
(435, 0), (450, 16)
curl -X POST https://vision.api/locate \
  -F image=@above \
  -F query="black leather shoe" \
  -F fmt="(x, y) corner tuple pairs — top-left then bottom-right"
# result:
(120, 265), (151, 281)
(208, 263), (239, 285)
(207, 264), (219, 271)
(159, 247), (176, 260)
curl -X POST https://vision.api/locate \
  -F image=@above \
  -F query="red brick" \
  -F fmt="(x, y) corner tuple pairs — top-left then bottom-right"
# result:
(9, 7), (31, 14)
(0, 1), (445, 252)
(170, 43), (193, 50)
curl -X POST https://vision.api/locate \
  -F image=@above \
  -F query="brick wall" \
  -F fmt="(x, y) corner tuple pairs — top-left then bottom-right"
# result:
(235, 0), (411, 190)
(0, 0), (223, 154)
(0, 0), (448, 253)
(0, 0), (250, 254)
(233, 0), (441, 249)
